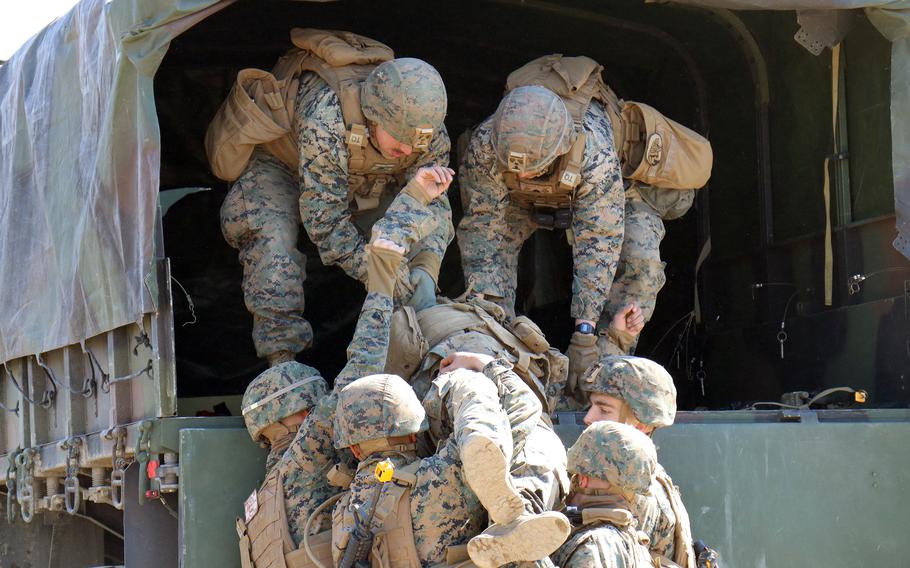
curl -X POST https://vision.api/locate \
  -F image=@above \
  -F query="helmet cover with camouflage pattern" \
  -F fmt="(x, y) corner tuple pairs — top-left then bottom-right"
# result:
(361, 58), (447, 147)
(580, 355), (677, 428)
(334, 373), (429, 449)
(241, 362), (328, 442)
(567, 421), (656, 496)
(491, 85), (574, 175)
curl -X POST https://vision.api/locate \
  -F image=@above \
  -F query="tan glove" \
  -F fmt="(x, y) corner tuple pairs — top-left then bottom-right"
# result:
(601, 326), (636, 355)
(367, 244), (406, 297)
(566, 332), (599, 395)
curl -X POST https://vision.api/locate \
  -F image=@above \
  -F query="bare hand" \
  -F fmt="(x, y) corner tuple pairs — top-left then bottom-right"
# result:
(612, 304), (644, 335)
(371, 237), (405, 255)
(414, 166), (455, 200)
(439, 351), (495, 374)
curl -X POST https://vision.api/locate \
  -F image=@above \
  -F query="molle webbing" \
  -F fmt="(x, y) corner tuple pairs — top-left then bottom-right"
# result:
(368, 461), (422, 568)
(237, 469), (295, 568)
(416, 303), (550, 406)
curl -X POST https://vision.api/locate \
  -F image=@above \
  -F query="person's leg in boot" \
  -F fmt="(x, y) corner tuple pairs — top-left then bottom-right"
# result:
(220, 153), (313, 365)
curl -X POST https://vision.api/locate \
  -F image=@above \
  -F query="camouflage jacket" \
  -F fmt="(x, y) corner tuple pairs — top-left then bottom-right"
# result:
(553, 520), (655, 568)
(458, 100), (624, 322)
(295, 72), (453, 283)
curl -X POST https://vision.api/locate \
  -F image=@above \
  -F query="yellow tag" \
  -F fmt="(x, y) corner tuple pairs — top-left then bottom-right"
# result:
(854, 391), (867, 404)
(374, 459), (395, 483)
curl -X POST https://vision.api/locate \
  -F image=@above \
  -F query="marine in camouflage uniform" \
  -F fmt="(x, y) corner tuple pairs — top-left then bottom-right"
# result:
(457, 86), (624, 326)
(598, 182), (697, 355)
(577, 355), (697, 568)
(334, 362), (571, 568)
(251, 177), (445, 548)
(553, 421), (656, 568)
(241, 361), (328, 472)
(220, 57), (452, 364)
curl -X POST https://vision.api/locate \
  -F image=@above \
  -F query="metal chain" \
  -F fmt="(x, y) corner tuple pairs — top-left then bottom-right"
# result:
(6, 448), (20, 523)
(15, 448), (36, 523)
(105, 427), (128, 510)
(60, 438), (83, 515)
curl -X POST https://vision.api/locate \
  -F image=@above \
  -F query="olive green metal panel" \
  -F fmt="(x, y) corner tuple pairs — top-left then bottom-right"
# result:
(179, 427), (267, 568)
(556, 410), (910, 567)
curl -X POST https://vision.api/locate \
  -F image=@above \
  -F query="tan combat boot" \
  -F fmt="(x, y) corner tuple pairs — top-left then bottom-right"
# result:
(466, 511), (571, 568)
(266, 350), (295, 367)
(461, 434), (525, 525)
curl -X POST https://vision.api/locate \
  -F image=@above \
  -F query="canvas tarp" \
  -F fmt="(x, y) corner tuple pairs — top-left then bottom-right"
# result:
(0, 0), (235, 364)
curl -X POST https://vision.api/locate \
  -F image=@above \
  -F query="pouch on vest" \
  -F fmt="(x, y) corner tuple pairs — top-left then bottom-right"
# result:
(620, 102), (713, 190)
(632, 183), (696, 221)
(286, 530), (333, 568)
(206, 68), (293, 181)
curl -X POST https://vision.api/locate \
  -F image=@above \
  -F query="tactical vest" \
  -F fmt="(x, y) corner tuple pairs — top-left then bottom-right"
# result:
(236, 468), (334, 568)
(361, 461), (477, 568)
(499, 54), (713, 213)
(501, 55), (612, 210)
(416, 299), (567, 411)
(655, 467), (695, 568)
(559, 506), (658, 568)
(206, 29), (423, 212)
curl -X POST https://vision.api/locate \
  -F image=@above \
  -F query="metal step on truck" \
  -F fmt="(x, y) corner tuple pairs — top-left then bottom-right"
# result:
(1, 0), (908, 566)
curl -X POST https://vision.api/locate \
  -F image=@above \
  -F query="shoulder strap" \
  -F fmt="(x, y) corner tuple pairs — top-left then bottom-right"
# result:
(369, 461), (422, 568)
(655, 472), (695, 568)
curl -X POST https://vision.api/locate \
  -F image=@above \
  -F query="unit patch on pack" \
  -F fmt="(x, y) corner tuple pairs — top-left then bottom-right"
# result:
(243, 489), (259, 524)
(646, 133), (663, 166)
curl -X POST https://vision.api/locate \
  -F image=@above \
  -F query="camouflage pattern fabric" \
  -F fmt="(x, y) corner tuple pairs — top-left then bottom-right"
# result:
(241, 361), (327, 443)
(458, 100), (624, 322)
(278, 289), (394, 546)
(553, 521), (654, 568)
(490, 86), (573, 174)
(220, 71), (452, 359)
(599, 190), (667, 354)
(567, 422), (657, 496)
(335, 373), (429, 449)
(579, 355), (677, 429)
(361, 58), (448, 146)
(334, 367), (511, 566)
(640, 463), (695, 564)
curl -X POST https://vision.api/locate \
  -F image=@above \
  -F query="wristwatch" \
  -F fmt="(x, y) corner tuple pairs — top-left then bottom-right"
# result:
(575, 322), (595, 335)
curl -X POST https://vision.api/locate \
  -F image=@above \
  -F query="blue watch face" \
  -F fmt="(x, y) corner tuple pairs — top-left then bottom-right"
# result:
(576, 322), (595, 334)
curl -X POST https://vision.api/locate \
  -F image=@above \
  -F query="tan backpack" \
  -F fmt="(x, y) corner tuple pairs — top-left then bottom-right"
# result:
(206, 29), (421, 211)
(501, 54), (712, 210)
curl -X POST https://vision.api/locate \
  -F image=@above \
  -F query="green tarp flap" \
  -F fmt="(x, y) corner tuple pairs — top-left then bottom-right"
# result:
(0, 0), (235, 363)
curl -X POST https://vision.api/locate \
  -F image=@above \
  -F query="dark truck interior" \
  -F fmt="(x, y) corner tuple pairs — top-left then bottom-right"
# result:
(155, 0), (908, 411)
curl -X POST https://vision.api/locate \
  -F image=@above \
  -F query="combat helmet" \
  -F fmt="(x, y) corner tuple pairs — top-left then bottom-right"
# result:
(335, 373), (429, 449)
(490, 85), (574, 175)
(579, 355), (677, 429)
(241, 362), (328, 443)
(361, 58), (447, 150)
(567, 421), (657, 496)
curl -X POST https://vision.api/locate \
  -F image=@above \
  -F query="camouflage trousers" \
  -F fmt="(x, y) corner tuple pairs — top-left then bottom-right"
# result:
(462, 203), (539, 319)
(221, 152), (312, 359)
(598, 195), (666, 354)
(221, 152), (425, 359)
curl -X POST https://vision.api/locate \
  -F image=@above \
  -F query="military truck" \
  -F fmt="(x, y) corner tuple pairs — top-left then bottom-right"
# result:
(1, 0), (908, 566)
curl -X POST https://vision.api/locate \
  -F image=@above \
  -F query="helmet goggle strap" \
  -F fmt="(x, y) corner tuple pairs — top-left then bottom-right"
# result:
(412, 127), (434, 151)
(241, 375), (324, 416)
